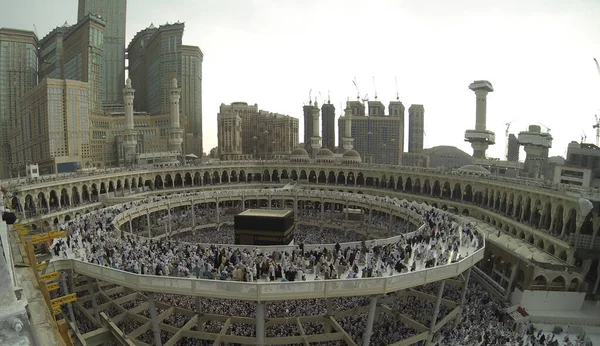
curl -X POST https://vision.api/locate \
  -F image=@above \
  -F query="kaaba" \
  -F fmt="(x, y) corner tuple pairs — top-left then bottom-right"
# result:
(234, 209), (295, 246)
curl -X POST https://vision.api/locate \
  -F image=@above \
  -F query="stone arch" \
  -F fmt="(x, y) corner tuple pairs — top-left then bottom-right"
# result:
(291, 170), (298, 180)
(281, 170), (288, 180)
(568, 278), (579, 291)
(327, 171), (336, 184)
(549, 275), (566, 290)
(230, 170), (238, 183)
(71, 186), (80, 205)
(347, 172), (355, 185)
(537, 238), (545, 250)
(388, 176), (395, 189)
(441, 181), (451, 199)
(531, 199), (542, 227)
(213, 171), (221, 184)
(174, 173), (183, 187)
(24, 194), (36, 216)
(540, 201), (552, 230)
(300, 170), (307, 180)
(452, 183), (462, 201)
(184, 172), (193, 186)
(356, 173), (365, 186)
(124, 178), (130, 190)
(239, 170), (246, 182)
(553, 204), (564, 234)
(404, 177), (412, 192)
(108, 181), (115, 193)
(547, 244), (555, 256)
(464, 184), (473, 202)
(90, 184), (99, 200)
(193, 172), (201, 185)
(144, 179), (153, 190)
(527, 234), (534, 244)
(309, 170), (317, 183)
(413, 178), (421, 194)
(396, 176), (403, 191)
(221, 170), (229, 183)
(515, 195), (523, 219)
(165, 174), (174, 188)
(507, 193), (514, 216)
(533, 275), (547, 286)
(522, 197), (532, 222)
(154, 175), (163, 189)
(565, 208), (577, 236)
(558, 250), (568, 261)
(432, 180), (441, 196)
(116, 179), (122, 191)
(203, 171), (211, 184)
(263, 169), (270, 182)
(422, 179), (431, 195)
(48, 190), (59, 209)
(580, 211), (594, 235)
(272, 169), (280, 182)
(337, 171), (346, 185)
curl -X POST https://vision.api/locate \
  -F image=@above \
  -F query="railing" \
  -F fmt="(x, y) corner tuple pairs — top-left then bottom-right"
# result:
(48, 246), (484, 301)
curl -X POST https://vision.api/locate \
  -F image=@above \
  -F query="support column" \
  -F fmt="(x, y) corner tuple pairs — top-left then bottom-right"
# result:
(146, 209), (151, 238)
(268, 196), (272, 209)
(87, 279), (100, 325)
(455, 269), (471, 327)
(504, 265), (517, 300)
(362, 296), (378, 346)
(324, 298), (334, 333)
(216, 198), (220, 224)
(321, 198), (325, 221)
(426, 280), (445, 345)
(256, 302), (265, 346)
(147, 292), (163, 346)
(61, 273), (77, 332)
(191, 203), (196, 232)
(128, 216), (133, 234)
(167, 204), (172, 236)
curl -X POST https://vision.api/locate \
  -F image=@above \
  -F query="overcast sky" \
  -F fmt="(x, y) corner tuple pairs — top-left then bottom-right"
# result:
(2, 0), (600, 158)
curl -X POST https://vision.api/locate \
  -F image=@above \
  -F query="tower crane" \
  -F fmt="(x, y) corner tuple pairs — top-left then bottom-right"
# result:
(352, 78), (360, 101)
(581, 131), (587, 144)
(372, 76), (378, 100)
(504, 119), (517, 160)
(538, 123), (551, 133)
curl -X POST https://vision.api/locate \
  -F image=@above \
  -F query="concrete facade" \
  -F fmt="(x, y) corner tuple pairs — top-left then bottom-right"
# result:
(218, 102), (299, 160)
(78, 0), (127, 106)
(408, 104), (424, 153)
(338, 100), (404, 165)
(0, 28), (38, 179)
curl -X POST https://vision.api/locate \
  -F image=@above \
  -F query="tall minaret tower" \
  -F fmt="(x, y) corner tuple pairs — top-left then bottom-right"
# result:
(309, 98), (322, 156)
(464, 80), (495, 159)
(168, 78), (184, 154)
(122, 78), (138, 165)
(342, 105), (354, 151)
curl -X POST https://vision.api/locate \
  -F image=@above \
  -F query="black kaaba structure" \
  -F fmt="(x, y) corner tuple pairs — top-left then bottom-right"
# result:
(234, 209), (295, 245)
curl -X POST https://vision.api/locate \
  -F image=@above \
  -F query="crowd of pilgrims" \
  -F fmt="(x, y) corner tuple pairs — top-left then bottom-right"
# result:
(47, 189), (591, 345)
(53, 190), (481, 282)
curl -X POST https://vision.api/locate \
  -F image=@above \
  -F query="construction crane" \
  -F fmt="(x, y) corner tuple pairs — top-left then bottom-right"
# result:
(504, 119), (517, 160)
(581, 131), (587, 143)
(352, 78), (360, 101)
(372, 76), (378, 100)
(538, 123), (551, 133)
(593, 114), (599, 146)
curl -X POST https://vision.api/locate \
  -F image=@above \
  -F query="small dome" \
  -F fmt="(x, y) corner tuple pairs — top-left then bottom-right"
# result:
(343, 149), (360, 158)
(291, 148), (309, 156)
(316, 148), (334, 157)
(148, 23), (156, 29)
(458, 164), (490, 175)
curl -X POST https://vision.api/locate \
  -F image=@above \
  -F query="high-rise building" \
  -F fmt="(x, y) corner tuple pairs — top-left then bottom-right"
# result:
(338, 100), (404, 165)
(321, 102), (335, 151)
(62, 14), (105, 111)
(128, 23), (203, 156)
(507, 134), (520, 162)
(408, 104), (424, 153)
(181, 45), (203, 156)
(303, 102), (319, 154)
(127, 22), (184, 115)
(0, 28), (38, 179)
(12, 79), (90, 175)
(78, 0), (126, 107)
(38, 22), (71, 80)
(218, 102), (299, 160)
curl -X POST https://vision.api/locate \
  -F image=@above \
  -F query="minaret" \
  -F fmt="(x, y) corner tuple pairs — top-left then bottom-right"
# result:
(464, 80), (495, 159)
(309, 98), (322, 156)
(122, 78), (138, 165)
(168, 78), (184, 154)
(342, 104), (354, 151)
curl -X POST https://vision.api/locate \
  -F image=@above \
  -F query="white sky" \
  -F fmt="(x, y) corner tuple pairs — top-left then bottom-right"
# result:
(2, 0), (600, 158)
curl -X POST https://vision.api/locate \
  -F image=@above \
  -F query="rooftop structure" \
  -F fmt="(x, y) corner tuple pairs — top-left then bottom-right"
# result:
(465, 80), (495, 159)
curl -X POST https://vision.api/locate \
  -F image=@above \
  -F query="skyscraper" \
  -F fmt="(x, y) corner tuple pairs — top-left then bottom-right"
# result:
(78, 0), (126, 107)
(181, 45), (203, 156)
(507, 134), (519, 162)
(321, 102), (335, 151)
(38, 22), (71, 80)
(408, 104), (425, 153)
(338, 100), (404, 165)
(0, 28), (38, 178)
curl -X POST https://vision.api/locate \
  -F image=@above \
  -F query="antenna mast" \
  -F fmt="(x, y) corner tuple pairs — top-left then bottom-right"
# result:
(394, 76), (399, 100)
(327, 90), (330, 104)
(308, 89), (312, 105)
